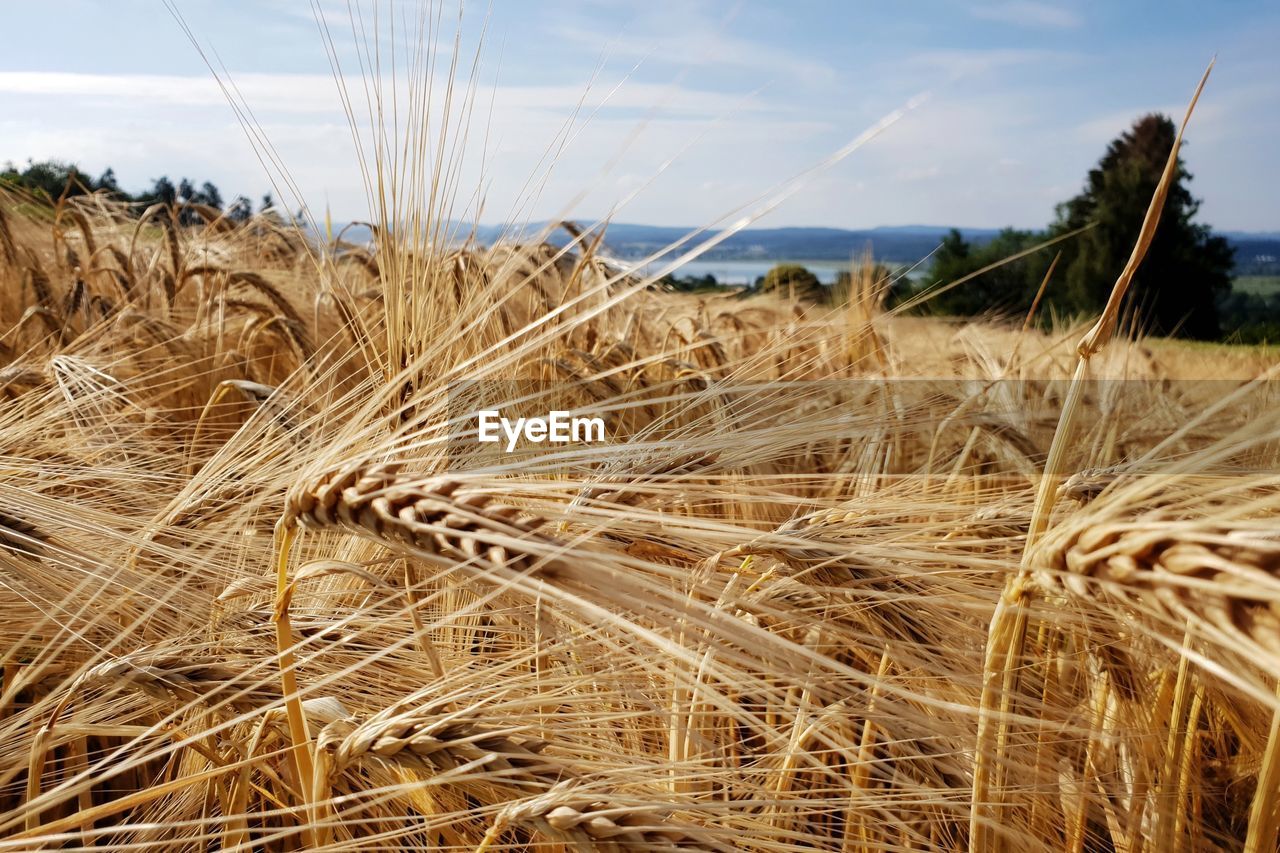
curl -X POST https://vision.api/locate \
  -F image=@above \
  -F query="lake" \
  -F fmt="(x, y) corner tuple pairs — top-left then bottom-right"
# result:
(624, 258), (851, 285)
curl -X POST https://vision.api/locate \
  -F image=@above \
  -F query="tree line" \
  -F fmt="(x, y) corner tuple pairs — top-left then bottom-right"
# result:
(5, 120), (1272, 344)
(683, 114), (1265, 343)
(0, 158), (277, 225)
(919, 114), (1242, 341)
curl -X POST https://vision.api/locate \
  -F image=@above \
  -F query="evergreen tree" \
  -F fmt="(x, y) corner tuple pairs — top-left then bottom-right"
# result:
(200, 181), (224, 211)
(1050, 113), (1233, 339)
(228, 195), (253, 223)
(0, 159), (93, 199)
(95, 167), (121, 196)
(149, 176), (177, 207)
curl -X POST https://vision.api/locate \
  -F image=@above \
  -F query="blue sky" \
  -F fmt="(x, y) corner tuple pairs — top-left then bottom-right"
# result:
(0, 1), (1276, 231)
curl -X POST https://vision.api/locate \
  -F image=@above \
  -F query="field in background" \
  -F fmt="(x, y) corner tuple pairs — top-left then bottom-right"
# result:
(1233, 275), (1280, 295)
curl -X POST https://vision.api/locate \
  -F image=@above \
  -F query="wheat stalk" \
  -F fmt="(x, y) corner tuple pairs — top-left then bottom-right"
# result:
(283, 462), (568, 577)
(1036, 520), (1280, 655)
(66, 652), (282, 717)
(968, 60), (1215, 853)
(1035, 516), (1280, 850)
(481, 781), (723, 852)
(320, 702), (568, 791)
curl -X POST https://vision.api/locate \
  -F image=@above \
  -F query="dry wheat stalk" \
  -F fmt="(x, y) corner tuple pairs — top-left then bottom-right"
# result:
(968, 62), (1216, 853)
(576, 450), (719, 507)
(1035, 517), (1280, 850)
(1058, 465), (1129, 504)
(0, 203), (18, 267)
(485, 781), (722, 852)
(318, 702), (568, 791)
(1035, 520), (1280, 654)
(74, 653), (281, 716)
(0, 509), (48, 558)
(283, 462), (567, 577)
(57, 207), (99, 257)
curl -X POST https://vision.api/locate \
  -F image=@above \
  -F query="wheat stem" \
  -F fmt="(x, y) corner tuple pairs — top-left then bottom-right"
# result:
(969, 61), (1214, 853)
(271, 521), (317, 848)
(1244, 682), (1280, 853)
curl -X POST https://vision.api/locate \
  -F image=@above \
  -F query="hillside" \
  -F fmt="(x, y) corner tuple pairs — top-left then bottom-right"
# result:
(338, 220), (1280, 272)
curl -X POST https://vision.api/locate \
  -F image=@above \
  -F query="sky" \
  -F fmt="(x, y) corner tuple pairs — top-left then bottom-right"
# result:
(0, 1), (1276, 232)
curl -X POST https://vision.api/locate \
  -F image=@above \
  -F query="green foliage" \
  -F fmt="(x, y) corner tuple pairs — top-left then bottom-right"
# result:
(145, 176), (178, 207)
(924, 228), (1048, 317)
(1, 159), (249, 222)
(1231, 276), (1280, 297)
(921, 114), (1236, 340)
(1, 159), (110, 200)
(1217, 289), (1280, 344)
(661, 272), (726, 293)
(228, 195), (254, 223)
(1049, 114), (1233, 339)
(758, 263), (823, 300)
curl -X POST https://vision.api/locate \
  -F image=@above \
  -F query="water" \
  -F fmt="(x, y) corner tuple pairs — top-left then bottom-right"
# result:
(626, 258), (850, 286)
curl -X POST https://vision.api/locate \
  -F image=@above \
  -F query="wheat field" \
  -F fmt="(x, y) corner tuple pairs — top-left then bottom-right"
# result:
(1, 15), (1278, 853)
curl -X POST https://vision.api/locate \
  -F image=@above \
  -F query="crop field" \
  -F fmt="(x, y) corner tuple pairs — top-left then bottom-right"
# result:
(0, 180), (1277, 851)
(1, 8), (1278, 853)
(1232, 276), (1280, 296)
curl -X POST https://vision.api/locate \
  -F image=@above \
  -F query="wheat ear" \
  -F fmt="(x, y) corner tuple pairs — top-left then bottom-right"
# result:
(480, 781), (723, 852)
(283, 462), (568, 578)
(319, 702), (567, 791)
(1036, 518), (1280, 850)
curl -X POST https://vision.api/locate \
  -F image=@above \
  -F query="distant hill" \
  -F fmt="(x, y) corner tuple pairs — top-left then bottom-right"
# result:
(1227, 237), (1280, 276)
(330, 221), (1280, 274)
(507, 223), (1003, 264)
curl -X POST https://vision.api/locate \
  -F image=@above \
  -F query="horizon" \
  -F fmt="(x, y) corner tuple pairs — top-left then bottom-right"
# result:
(325, 220), (1280, 239)
(1, 1), (1277, 233)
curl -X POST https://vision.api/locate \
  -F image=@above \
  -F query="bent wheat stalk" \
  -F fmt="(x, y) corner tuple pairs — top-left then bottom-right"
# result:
(1034, 517), (1280, 850)
(320, 702), (567, 791)
(968, 58), (1215, 853)
(282, 463), (562, 575)
(479, 781), (723, 852)
(272, 522), (319, 848)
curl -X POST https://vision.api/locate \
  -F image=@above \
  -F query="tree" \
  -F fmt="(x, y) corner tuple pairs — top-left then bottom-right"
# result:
(95, 168), (121, 196)
(172, 178), (226, 224)
(0, 159), (94, 200)
(1050, 113), (1233, 339)
(1, 162), (254, 226)
(149, 176), (177, 208)
(228, 195), (253, 223)
(200, 181), (224, 211)
(925, 228), (1047, 317)
(664, 272), (722, 292)
(759, 263), (823, 300)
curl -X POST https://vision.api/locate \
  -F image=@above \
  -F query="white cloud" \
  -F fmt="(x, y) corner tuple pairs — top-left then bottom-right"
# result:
(0, 66), (830, 229)
(0, 72), (337, 112)
(900, 48), (1075, 81)
(2, 4), (1273, 233)
(551, 24), (835, 87)
(969, 2), (1082, 30)
(545, 1), (836, 87)
(896, 165), (942, 182)
(0, 71), (772, 121)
